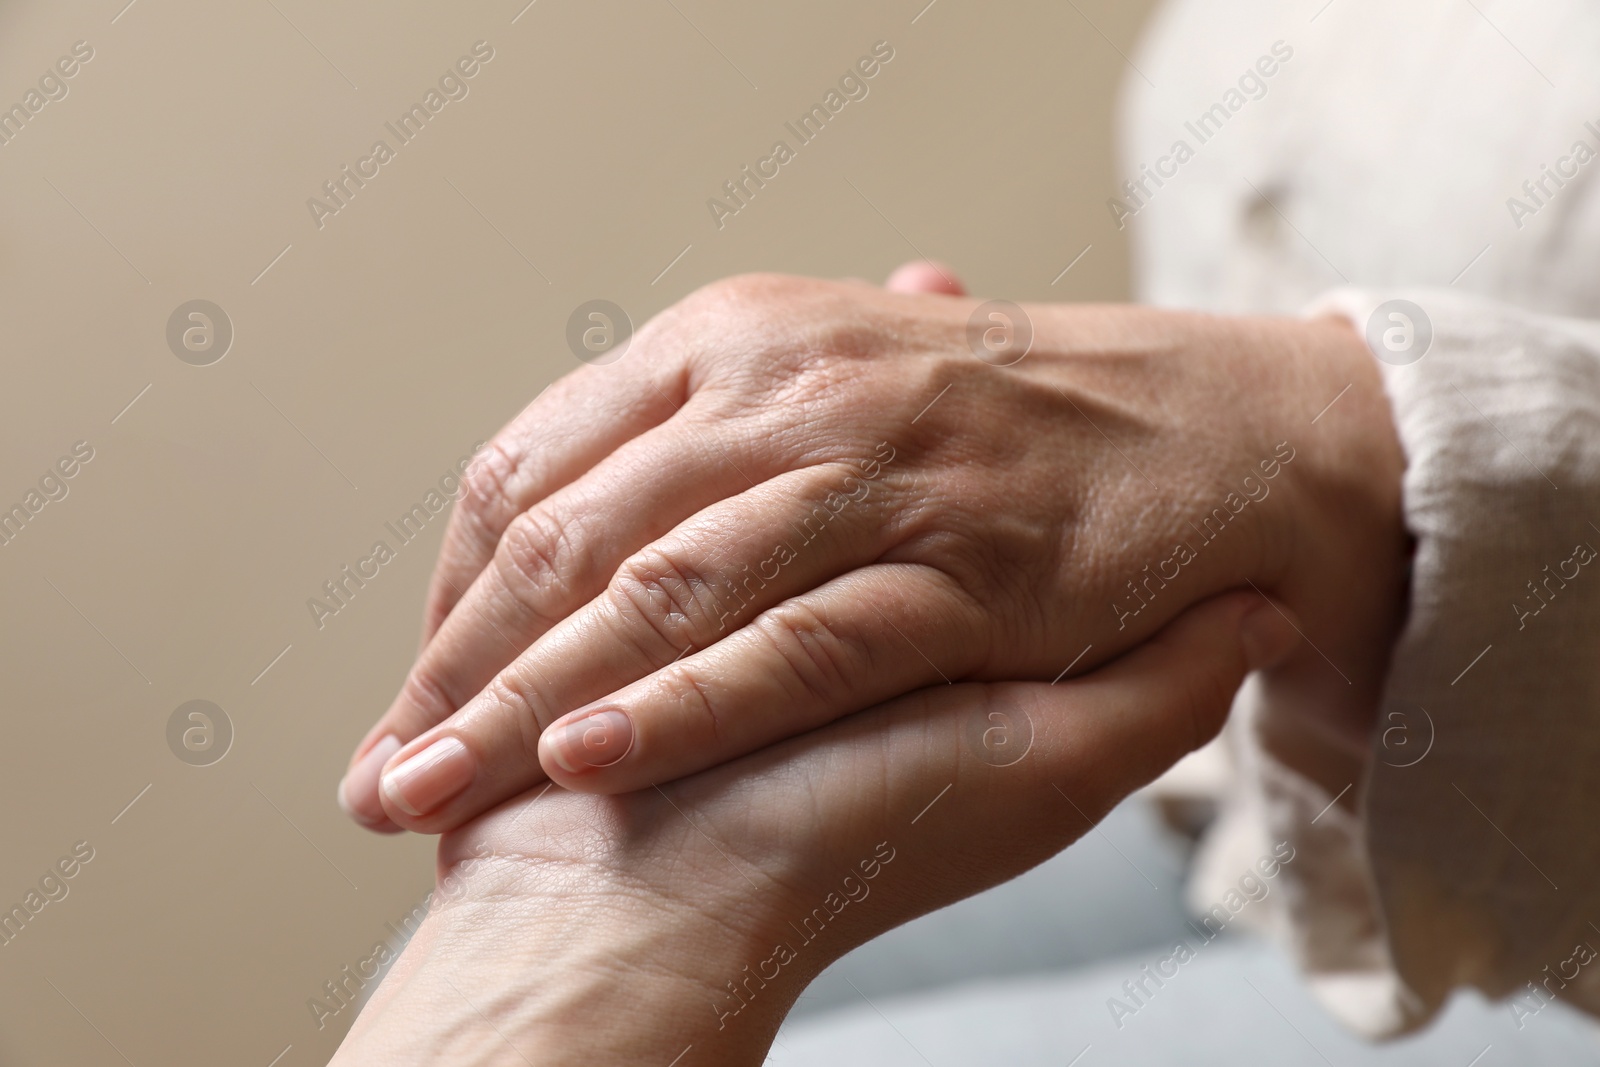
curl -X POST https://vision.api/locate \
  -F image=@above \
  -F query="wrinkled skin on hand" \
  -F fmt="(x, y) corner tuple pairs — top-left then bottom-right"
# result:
(341, 270), (1406, 834)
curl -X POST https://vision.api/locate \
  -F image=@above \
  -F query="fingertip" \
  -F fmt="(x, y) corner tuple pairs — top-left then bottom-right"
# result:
(377, 735), (476, 825)
(885, 260), (966, 295)
(538, 708), (634, 789)
(1238, 598), (1302, 672)
(339, 733), (405, 832)
(340, 796), (405, 834)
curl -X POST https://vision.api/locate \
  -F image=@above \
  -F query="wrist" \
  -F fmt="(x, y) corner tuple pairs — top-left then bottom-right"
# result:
(334, 853), (793, 1067)
(1259, 312), (1409, 746)
(1026, 305), (1404, 743)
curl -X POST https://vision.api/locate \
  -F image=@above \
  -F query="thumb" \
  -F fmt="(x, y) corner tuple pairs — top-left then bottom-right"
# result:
(781, 590), (1300, 939)
(1005, 590), (1302, 805)
(885, 259), (966, 295)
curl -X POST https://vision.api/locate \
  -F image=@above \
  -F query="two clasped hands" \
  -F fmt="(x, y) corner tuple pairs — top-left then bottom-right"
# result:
(328, 262), (1410, 1066)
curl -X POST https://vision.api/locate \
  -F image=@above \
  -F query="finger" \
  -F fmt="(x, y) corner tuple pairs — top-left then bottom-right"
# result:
(340, 414), (768, 829)
(535, 583), (1295, 797)
(688, 590), (1300, 928)
(373, 467), (907, 831)
(419, 361), (685, 649)
(1010, 589), (1301, 798)
(885, 259), (966, 295)
(535, 561), (988, 795)
(351, 364), (685, 830)
(444, 590), (1302, 990)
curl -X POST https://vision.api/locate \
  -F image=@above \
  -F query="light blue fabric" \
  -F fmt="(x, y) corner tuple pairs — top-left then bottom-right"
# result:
(771, 797), (1597, 1063)
(772, 938), (1597, 1065)
(792, 798), (1196, 1019)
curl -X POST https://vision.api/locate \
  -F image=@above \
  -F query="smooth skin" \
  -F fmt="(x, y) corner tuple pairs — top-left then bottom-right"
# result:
(338, 262), (1408, 835)
(331, 591), (1302, 1066)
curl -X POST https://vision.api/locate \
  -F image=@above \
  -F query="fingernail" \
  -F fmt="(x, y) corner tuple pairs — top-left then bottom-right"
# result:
(1240, 601), (1301, 671)
(339, 734), (401, 825)
(545, 709), (634, 774)
(381, 737), (475, 818)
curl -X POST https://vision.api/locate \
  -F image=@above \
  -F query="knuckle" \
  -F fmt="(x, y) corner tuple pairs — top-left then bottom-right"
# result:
(674, 274), (815, 365)
(455, 437), (527, 542)
(482, 671), (550, 760)
(750, 599), (864, 707)
(659, 664), (725, 742)
(693, 272), (807, 314)
(607, 547), (726, 660)
(493, 508), (581, 627)
(398, 666), (459, 725)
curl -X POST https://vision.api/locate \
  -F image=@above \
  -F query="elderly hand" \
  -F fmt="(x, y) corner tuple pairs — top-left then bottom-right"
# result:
(338, 264), (1406, 834)
(330, 592), (1300, 1066)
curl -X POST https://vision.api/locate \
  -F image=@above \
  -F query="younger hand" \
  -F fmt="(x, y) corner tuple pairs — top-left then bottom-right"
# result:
(332, 592), (1300, 1066)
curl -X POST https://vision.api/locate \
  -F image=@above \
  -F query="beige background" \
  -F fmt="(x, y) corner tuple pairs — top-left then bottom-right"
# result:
(0, 0), (1156, 1062)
